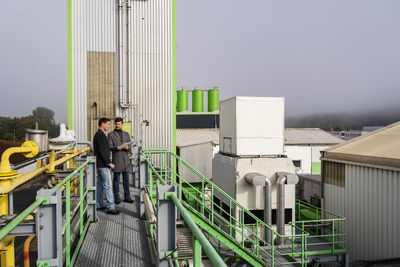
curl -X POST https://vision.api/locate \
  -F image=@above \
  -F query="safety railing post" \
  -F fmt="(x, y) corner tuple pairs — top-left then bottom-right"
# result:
(36, 188), (63, 267)
(139, 155), (148, 219)
(79, 169), (84, 235)
(86, 156), (96, 222)
(156, 185), (177, 267)
(131, 145), (140, 188)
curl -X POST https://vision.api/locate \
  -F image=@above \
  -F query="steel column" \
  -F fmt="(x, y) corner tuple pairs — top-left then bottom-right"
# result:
(156, 185), (177, 267)
(85, 156), (97, 222)
(36, 188), (63, 267)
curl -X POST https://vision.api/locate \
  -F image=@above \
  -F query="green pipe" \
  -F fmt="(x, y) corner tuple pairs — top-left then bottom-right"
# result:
(0, 199), (44, 241)
(169, 193), (227, 267)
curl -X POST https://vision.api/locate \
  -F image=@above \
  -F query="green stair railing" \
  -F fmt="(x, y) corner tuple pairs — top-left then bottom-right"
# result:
(293, 200), (346, 256)
(142, 149), (310, 267)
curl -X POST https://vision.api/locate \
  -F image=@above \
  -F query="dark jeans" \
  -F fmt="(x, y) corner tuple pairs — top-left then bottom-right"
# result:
(113, 172), (131, 200)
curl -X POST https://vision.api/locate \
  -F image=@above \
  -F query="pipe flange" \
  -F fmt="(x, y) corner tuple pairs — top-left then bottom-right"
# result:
(45, 170), (59, 175)
(0, 170), (18, 178)
(21, 141), (39, 158)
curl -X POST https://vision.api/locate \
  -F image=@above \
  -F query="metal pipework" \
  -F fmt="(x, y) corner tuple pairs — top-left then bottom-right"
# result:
(244, 173), (272, 245)
(0, 147), (90, 195)
(23, 235), (35, 267)
(0, 141), (39, 176)
(276, 172), (299, 245)
(0, 236), (15, 267)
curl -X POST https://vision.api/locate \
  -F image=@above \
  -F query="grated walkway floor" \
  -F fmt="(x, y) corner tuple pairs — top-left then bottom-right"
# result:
(75, 186), (154, 267)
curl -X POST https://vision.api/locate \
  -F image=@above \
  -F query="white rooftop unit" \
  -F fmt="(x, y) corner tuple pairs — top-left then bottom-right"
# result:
(219, 96), (284, 156)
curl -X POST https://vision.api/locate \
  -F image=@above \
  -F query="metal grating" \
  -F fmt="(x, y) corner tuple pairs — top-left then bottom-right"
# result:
(75, 187), (154, 267)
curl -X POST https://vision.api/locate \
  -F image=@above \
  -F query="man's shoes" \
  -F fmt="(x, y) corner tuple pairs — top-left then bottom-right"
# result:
(124, 197), (134, 203)
(97, 207), (105, 211)
(115, 198), (122, 204)
(106, 209), (121, 215)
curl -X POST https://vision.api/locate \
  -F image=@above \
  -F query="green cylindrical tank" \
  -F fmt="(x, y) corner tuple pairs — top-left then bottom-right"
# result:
(176, 90), (188, 112)
(207, 89), (219, 112)
(192, 90), (204, 112)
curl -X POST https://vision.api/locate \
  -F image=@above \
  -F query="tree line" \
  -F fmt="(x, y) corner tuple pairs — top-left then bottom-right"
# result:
(0, 107), (59, 142)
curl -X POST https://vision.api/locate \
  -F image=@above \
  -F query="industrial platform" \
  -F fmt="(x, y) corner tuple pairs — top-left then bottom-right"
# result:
(75, 187), (154, 267)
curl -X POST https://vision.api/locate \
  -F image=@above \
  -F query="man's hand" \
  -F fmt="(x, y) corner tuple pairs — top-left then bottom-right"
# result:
(124, 146), (129, 150)
(109, 163), (115, 169)
(117, 146), (123, 150)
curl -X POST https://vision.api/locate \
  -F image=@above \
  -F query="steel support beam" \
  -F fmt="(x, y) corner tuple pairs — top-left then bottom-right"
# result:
(156, 185), (177, 267)
(36, 188), (63, 267)
(85, 156), (97, 222)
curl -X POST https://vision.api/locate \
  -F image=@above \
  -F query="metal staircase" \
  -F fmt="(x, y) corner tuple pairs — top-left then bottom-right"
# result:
(142, 149), (334, 266)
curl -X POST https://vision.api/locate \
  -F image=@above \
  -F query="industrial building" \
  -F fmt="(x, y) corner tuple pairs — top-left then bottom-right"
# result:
(69, 0), (175, 151)
(322, 122), (400, 263)
(284, 128), (343, 174)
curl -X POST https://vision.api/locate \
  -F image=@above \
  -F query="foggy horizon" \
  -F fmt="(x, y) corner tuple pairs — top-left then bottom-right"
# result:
(1, 0), (400, 123)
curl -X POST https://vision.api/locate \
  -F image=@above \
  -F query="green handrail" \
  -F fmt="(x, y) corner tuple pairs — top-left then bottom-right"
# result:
(169, 193), (227, 267)
(0, 198), (44, 241)
(142, 149), (310, 266)
(0, 157), (93, 267)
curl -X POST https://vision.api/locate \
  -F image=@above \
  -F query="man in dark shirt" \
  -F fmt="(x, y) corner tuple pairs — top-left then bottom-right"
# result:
(93, 118), (121, 215)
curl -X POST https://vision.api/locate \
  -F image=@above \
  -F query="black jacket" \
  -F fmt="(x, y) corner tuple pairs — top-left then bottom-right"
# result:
(93, 129), (111, 168)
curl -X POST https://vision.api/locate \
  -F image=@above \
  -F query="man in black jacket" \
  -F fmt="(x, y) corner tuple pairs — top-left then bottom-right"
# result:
(93, 118), (121, 215)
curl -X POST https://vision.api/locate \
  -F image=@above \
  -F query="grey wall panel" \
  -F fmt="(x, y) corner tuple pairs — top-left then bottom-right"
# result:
(125, 0), (173, 151)
(179, 142), (213, 182)
(323, 161), (400, 262)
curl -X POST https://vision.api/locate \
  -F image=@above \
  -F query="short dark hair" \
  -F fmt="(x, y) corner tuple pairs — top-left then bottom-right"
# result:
(98, 117), (110, 127)
(115, 117), (123, 123)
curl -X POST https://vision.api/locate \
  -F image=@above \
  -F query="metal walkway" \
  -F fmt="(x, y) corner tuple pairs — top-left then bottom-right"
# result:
(75, 187), (154, 267)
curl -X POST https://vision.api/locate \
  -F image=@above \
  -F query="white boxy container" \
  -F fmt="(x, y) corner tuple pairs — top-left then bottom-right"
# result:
(219, 96), (284, 156)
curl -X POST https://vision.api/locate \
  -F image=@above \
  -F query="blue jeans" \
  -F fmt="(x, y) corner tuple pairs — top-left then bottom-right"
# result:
(113, 172), (131, 200)
(96, 167), (115, 211)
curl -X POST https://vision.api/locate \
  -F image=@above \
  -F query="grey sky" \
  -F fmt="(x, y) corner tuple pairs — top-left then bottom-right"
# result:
(0, 0), (399, 123)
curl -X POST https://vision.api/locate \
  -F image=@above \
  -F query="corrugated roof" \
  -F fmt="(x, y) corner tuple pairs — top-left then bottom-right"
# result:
(176, 128), (343, 147)
(176, 129), (219, 147)
(284, 128), (343, 145)
(0, 140), (28, 164)
(322, 122), (400, 168)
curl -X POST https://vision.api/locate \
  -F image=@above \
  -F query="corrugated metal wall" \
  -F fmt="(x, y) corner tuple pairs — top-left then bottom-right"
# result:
(179, 142), (213, 183)
(70, 0), (174, 150)
(323, 160), (400, 261)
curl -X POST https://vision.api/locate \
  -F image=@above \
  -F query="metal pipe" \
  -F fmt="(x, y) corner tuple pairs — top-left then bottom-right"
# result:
(0, 141), (39, 175)
(276, 175), (287, 245)
(118, 0), (128, 108)
(264, 178), (272, 245)
(0, 147), (90, 195)
(169, 193), (227, 267)
(276, 172), (299, 245)
(0, 236), (15, 267)
(126, 0), (131, 106)
(23, 235), (35, 267)
(243, 173), (272, 244)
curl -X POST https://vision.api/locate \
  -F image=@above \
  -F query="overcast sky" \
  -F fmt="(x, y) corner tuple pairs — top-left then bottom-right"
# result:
(0, 0), (399, 123)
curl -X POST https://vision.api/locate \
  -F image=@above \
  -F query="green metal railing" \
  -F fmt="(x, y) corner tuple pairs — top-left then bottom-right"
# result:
(142, 149), (310, 267)
(293, 200), (346, 256)
(0, 158), (94, 267)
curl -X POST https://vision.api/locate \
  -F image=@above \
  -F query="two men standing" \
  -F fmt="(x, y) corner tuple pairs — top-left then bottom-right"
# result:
(108, 117), (133, 204)
(93, 117), (133, 215)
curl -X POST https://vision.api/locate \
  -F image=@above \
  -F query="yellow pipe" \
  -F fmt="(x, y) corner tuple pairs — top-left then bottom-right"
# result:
(0, 236), (15, 267)
(23, 235), (35, 267)
(0, 141), (39, 175)
(36, 159), (41, 169)
(0, 147), (90, 195)
(48, 150), (56, 173)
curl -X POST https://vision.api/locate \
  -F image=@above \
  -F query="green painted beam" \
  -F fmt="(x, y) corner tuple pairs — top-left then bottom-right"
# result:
(185, 208), (264, 267)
